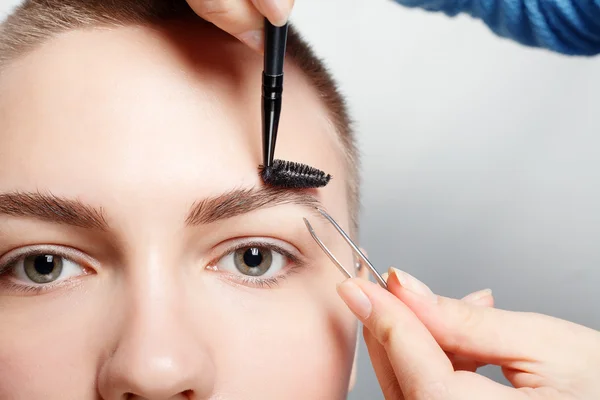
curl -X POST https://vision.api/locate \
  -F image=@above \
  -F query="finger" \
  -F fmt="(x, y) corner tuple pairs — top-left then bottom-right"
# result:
(337, 278), (454, 398)
(450, 289), (494, 371)
(367, 283), (492, 379)
(378, 282), (494, 372)
(386, 268), (594, 367)
(367, 325), (522, 400)
(363, 326), (404, 400)
(187, 0), (265, 50)
(448, 370), (529, 400)
(462, 289), (494, 307)
(361, 270), (405, 399)
(249, 0), (294, 26)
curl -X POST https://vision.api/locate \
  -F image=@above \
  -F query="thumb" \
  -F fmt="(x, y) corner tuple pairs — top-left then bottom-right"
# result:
(187, 0), (293, 52)
(249, 0), (294, 26)
(187, 0), (263, 51)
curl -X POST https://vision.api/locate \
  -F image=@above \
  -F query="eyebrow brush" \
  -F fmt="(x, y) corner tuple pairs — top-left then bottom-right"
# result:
(259, 20), (331, 189)
(261, 19), (287, 171)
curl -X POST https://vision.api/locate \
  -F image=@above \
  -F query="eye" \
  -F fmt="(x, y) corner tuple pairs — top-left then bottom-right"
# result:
(216, 246), (287, 279)
(0, 248), (90, 292)
(16, 253), (82, 284)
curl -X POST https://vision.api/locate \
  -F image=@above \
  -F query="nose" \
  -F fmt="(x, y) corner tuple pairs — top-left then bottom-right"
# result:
(98, 272), (215, 400)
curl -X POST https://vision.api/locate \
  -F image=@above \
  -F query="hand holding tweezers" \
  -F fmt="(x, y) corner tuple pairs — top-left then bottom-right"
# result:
(303, 209), (388, 290)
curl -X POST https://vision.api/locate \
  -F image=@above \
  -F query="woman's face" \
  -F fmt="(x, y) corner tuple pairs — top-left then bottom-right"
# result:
(0, 23), (358, 399)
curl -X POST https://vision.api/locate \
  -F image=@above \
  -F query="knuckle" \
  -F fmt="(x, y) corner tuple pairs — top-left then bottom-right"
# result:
(459, 306), (482, 333)
(445, 298), (483, 352)
(374, 314), (401, 349)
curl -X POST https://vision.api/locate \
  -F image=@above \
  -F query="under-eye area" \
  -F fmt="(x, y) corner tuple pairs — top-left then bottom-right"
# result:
(205, 237), (308, 289)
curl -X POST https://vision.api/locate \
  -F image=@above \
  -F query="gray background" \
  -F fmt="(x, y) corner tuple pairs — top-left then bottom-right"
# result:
(2, 0), (599, 398)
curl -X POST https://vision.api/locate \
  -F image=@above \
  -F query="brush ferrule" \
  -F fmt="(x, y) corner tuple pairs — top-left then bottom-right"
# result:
(262, 74), (284, 99)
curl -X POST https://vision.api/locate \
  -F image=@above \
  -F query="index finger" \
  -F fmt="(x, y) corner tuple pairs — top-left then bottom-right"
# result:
(337, 279), (453, 396)
(386, 269), (600, 367)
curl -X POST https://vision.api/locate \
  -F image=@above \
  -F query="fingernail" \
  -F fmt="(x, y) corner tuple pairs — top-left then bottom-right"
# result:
(381, 272), (389, 282)
(237, 30), (264, 52)
(463, 289), (493, 303)
(389, 268), (437, 302)
(337, 281), (372, 320)
(264, 0), (290, 26)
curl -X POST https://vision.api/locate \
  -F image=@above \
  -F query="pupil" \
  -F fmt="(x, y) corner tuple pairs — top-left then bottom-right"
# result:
(243, 248), (263, 268)
(34, 255), (56, 275)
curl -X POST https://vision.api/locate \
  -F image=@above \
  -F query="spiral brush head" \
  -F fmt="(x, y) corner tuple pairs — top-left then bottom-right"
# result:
(259, 159), (332, 189)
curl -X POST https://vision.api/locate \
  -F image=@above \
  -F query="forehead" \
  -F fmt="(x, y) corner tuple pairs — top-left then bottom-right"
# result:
(0, 22), (348, 217)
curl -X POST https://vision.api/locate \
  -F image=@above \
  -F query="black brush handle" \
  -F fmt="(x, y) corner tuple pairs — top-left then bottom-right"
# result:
(262, 20), (289, 168)
(264, 20), (288, 75)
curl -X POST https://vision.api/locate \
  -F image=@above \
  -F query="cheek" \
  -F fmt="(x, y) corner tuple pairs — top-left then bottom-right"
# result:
(211, 281), (357, 398)
(0, 293), (102, 399)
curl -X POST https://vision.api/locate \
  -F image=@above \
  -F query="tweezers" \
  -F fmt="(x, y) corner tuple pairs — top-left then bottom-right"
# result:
(303, 209), (388, 290)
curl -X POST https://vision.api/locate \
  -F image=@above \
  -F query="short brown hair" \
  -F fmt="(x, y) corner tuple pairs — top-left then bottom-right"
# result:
(0, 0), (360, 230)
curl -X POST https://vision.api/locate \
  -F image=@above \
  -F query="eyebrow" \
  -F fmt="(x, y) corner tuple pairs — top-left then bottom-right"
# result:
(0, 187), (321, 230)
(0, 191), (109, 230)
(185, 186), (321, 225)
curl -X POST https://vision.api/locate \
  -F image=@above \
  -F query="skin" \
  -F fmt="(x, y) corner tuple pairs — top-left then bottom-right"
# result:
(0, 22), (363, 400)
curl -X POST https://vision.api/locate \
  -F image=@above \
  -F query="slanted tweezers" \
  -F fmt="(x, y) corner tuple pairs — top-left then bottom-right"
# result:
(303, 209), (388, 290)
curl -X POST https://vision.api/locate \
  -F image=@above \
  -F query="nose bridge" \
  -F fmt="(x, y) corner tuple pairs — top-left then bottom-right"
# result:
(98, 252), (215, 399)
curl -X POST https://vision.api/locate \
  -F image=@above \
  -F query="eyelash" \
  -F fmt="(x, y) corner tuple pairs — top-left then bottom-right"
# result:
(0, 246), (91, 295)
(207, 240), (306, 289)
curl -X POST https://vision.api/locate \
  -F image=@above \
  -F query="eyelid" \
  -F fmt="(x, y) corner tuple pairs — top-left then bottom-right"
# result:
(0, 245), (97, 276)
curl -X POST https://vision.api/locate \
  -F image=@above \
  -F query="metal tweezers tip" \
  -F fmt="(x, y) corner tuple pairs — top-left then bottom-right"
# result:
(303, 217), (313, 231)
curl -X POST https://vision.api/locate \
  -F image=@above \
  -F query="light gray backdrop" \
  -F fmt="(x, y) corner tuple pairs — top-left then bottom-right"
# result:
(2, 0), (599, 399)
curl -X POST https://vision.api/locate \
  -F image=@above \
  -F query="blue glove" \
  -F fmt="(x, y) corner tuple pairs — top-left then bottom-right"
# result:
(394, 0), (600, 55)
